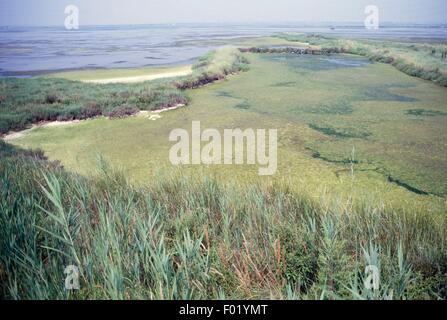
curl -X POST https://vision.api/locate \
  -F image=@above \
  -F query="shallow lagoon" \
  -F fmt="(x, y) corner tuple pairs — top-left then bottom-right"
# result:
(11, 53), (447, 199)
(269, 54), (371, 71)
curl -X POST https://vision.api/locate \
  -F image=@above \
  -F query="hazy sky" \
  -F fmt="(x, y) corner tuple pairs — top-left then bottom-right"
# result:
(0, 0), (446, 26)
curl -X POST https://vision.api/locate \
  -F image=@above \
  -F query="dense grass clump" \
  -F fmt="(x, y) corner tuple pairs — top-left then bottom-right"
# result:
(405, 109), (447, 117)
(0, 78), (186, 134)
(174, 47), (249, 90)
(308, 123), (371, 139)
(107, 106), (140, 119)
(0, 143), (446, 300)
(274, 33), (447, 87)
(0, 48), (249, 135)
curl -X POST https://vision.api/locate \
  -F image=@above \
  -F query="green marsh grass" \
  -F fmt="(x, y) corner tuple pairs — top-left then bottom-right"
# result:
(2, 39), (447, 300)
(275, 33), (447, 87)
(0, 146), (446, 299)
(9, 53), (447, 196)
(0, 48), (248, 134)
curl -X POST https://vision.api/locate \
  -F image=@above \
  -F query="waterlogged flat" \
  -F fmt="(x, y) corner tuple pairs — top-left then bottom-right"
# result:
(269, 54), (371, 71)
(217, 53), (447, 195)
(11, 53), (447, 206)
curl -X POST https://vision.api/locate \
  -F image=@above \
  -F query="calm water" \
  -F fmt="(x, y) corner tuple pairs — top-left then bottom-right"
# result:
(0, 24), (446, 76)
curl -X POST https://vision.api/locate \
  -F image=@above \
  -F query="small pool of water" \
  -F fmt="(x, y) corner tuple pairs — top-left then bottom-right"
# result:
(267, 53), (371, 71)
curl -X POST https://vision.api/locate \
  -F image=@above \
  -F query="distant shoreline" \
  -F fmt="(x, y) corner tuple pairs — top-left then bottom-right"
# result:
(1, 25), (447, 77)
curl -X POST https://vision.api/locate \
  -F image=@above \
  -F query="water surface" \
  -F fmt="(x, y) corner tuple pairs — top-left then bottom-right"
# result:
(0, 23), (446, 76)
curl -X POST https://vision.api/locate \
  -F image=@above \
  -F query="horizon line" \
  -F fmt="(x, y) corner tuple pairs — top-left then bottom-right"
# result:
(1, 21), (447, 28)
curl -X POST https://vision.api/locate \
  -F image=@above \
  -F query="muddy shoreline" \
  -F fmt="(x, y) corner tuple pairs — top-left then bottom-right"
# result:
(1, 104), (187, 141)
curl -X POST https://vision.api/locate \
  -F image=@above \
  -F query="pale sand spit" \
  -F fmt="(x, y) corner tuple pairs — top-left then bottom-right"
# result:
(84, 67), (193, 84)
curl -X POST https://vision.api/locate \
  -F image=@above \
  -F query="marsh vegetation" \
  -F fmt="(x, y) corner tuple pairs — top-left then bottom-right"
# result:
(0, 48), (248, 134)
(1, 144), (446, 299)
(275, 33), (447, 86)
(1, 38), (447, 300)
